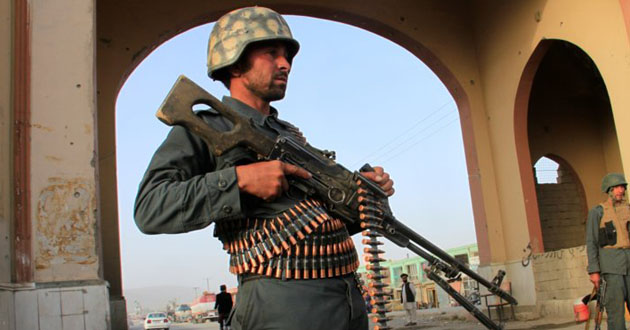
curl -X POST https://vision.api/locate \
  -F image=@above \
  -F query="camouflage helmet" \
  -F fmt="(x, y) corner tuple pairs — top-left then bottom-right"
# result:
(601, 173), (627, 193)
(207, 6), (300, 79)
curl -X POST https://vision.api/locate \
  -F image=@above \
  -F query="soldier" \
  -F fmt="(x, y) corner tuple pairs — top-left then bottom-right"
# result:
(586, 173), (630, 330)
(214, 285), (233, 330)
(134, 6), (394, 330)
(400, 273), (417, 326)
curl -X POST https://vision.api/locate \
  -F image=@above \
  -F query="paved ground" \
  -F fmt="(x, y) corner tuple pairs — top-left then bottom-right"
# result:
(129, 320), (220, 330)
(130, 307), (629, 330)
(383, 311), (578, 330)
(381, 307), (627, 330)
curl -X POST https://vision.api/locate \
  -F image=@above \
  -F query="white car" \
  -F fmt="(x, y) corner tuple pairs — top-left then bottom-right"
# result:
(144, 312), (170, 330)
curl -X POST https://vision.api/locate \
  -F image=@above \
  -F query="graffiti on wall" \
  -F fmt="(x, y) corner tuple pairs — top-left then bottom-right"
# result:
(522, 242), (586, 267)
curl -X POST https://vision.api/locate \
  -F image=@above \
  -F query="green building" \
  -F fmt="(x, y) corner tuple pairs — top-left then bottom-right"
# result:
(358, 243), (479, 310)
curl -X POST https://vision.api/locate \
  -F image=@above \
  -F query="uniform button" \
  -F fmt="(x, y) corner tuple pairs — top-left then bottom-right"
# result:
(222, 205), (232, 214)
(218, 180), (227, 188)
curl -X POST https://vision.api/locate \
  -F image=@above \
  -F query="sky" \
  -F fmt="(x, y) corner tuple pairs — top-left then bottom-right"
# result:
(115, 15), (476, 297)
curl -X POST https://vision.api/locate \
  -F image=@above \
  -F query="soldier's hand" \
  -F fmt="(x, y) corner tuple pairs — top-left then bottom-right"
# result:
(361, 166), (395, 196)
(235, 160), (311, 201)
(589, 272), (601, 289)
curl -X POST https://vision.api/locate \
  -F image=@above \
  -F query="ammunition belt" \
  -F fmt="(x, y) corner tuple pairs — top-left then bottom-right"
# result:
(216, 199), (359, 280)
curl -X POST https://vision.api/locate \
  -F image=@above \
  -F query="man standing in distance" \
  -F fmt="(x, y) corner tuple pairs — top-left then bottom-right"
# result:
(134, 6), (394, 330)
(214, 285), (233, 330)
(400, 273), (417, 326)
(586, 173), (630, 330)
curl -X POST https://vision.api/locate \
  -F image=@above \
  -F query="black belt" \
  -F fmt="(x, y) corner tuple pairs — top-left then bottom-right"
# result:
(239, 272), (357, 284)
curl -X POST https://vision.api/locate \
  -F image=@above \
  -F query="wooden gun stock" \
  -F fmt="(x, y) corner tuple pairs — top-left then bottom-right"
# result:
(156, 75), (275, 156)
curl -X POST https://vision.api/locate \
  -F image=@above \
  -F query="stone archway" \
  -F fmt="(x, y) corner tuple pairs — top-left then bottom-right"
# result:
(9, 1), (630, 328)
(97, 3), (491, 327)
(515, 39), (623, 253)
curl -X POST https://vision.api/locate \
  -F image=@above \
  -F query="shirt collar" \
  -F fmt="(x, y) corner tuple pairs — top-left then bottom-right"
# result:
(222, 96), (279, 126)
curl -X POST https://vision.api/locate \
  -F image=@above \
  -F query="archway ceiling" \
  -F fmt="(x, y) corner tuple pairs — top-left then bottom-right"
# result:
(531, 41), (611, 113)
(97, 0), (475, 99)
(96, 0), (496, 264)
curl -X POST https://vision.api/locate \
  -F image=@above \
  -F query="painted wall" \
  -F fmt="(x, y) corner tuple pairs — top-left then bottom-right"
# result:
(601, 113), (624, 175)
(526, 40), (622, 214)
(95, 0), (507, 271)
(94, 0), (630, 311)
(3, 1), (630, 325)
(29, 0), (100, 282)
(530, 108), (612, 210)
(0, 0), (12, 284)
(473, 0), (630, 259)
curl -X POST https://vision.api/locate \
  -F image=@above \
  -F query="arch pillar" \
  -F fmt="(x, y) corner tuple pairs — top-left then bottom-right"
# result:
(514, 41), (552, 255)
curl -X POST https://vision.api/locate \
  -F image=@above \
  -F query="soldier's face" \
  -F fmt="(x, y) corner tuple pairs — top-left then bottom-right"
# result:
(611, 185), (626, 201)
(240, 42), (292, 102)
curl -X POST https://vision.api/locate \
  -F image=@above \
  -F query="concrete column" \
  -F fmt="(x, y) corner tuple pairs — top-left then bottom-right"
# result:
(0, 0), (120, 328)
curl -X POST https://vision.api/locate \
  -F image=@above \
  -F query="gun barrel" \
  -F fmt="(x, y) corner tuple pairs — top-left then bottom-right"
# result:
(427, 271), (504, 330)
(386, 216), (518, 306)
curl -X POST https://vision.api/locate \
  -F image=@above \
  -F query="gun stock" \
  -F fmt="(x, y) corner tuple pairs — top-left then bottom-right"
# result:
(156, 75), (276, 156)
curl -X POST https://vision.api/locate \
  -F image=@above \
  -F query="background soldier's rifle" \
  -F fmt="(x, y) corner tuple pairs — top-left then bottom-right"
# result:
(156, 75), (518, 330)
(584, 278), (606, 330)
(594, 279), (606, 330)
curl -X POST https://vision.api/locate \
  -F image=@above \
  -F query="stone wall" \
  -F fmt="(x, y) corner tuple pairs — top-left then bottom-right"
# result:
(531, 245), (590, 316)
(535, 168), (587, 251)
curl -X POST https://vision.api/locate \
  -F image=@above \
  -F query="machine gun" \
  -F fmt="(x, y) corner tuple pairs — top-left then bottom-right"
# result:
(156, 75), (518, 330)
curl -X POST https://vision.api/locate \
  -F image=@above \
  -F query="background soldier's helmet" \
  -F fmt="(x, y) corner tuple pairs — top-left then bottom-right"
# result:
(207, 6), (300, 79)
(601, 173), (627, 193)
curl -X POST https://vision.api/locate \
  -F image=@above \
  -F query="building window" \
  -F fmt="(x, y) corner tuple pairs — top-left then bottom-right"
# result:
(454, 253), (469, 267)
(406, 264), (419, 282)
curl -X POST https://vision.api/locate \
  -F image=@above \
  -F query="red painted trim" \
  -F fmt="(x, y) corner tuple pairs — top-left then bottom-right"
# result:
(513, 41), (552, 254)
(13, 0), (32, 283)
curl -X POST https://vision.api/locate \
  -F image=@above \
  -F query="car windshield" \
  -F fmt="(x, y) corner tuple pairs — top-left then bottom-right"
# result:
(148, 313), (166, 318)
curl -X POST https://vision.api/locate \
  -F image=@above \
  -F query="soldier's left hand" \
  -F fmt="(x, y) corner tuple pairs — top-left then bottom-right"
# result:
(361, 166), (395, 196)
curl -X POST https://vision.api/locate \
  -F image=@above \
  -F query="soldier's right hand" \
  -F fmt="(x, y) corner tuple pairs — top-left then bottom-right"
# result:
(235, 160), (311, 201)
(589, 272), (601, 289)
